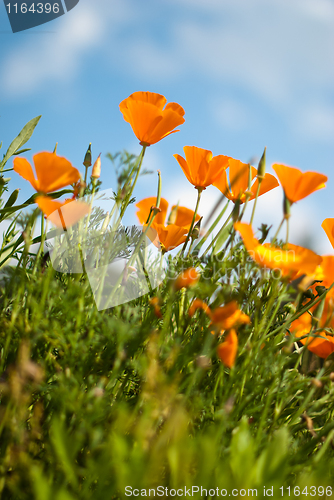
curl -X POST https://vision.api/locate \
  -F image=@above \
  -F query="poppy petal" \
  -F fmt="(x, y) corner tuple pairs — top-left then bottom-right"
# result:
(250, 173), (279, 200)
(136, 197), (168, 225)
(33, 152), (81, 193)
(172, 205), (200, 229)
(13, 157), (39, 191)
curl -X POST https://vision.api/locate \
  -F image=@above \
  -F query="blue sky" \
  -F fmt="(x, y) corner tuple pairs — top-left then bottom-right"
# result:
(1, 0), (334, 252)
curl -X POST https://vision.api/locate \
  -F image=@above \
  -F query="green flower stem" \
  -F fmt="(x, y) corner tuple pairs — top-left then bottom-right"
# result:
(202, 209), (234, 258)
(32, 213), (45, 275)
(119, 145), (146, 220)
(249, 179), (262, 225)
(193, 200), (230, 254)
(272, 216), (285, 244)
(286, 216), (290, 244)
(180, 187), (203, 257)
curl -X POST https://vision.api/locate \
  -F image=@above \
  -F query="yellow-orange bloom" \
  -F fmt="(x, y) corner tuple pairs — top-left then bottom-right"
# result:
(174, 268), (199, 291)
(214, 158), (278, 203)
(217, 329), (238, 368)
(119, 91), (185, 146)
(272, 164), (327, 204)
(35, 196), (90, 229)
(173, 146), (230, 189)
(210, 301), (250, 331)
(13, 152), (81, 193)
(136, 197), (200, 253)
(235, 222), (322, 278)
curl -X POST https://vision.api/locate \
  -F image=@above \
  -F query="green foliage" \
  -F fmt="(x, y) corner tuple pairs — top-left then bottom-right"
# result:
(0, 124), (334, 498)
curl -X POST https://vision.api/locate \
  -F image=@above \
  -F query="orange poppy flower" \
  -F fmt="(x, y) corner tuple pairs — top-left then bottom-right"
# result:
(136, 197), (200, 229)
(217, 329), (238, 368)
(188, 299), (212, 318)
(119, 91), (185, 146)
(35, 196), (90, 229)
(235, 222), (322, 278)
(146, 224), (188, 253)
(291, 306), (334, 359)
(174, 267), (199, 291)
(136, 197), (201, 253)
(173, 146), (230, 189)
(13, 152), (81, 193)
(210, 301), (250, 331)
(213, 158), (278, 203)
(272, 164), (327, 204)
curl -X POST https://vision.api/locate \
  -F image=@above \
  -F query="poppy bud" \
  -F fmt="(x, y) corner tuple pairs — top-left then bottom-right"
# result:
(83, 143), (92, 168)
(257, 147), (266, 180)
(191, 216), (203, 240)
(91, 154), (101, 179)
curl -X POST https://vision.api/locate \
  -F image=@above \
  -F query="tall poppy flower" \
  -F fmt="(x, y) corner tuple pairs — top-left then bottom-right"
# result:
(173, 146), (230, 190)
(272, 164), (327, 204)
(217, 329), (238, 368)
(235, 222), (322, 278)
(136, 197), (200, 253)
(119, 92), (185, 146)
(13, 152), (88, 228)
(213, 158), (278, 203)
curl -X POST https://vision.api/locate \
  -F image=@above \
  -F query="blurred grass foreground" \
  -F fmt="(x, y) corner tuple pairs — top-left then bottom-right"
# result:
(1, 92), (334, 499)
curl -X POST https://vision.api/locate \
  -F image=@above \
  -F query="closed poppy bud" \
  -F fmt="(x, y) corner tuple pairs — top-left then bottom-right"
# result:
(174, 267), (199, 291)
(191, 216), (203, 240)
(91, 154), (101, 179)
(83, 143), (92, 168)
(257, 147), (266, 180)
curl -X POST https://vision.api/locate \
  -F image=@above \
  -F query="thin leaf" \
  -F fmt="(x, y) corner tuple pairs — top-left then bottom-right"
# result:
(1, 115), (41, 169)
